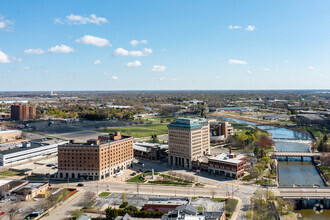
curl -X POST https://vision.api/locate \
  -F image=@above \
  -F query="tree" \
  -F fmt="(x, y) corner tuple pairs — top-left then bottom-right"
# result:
(245, 210), (253, 220)
(71, 209), (84, 220)
(254, 147), (260, 158)
(323, 134), (328, 143)
(317, 141), (325, 152)
(225, 199), (237, 214)
(106, 207), (119, 220)
(81, 191), (96, 209)
(248, 167), (260, 181)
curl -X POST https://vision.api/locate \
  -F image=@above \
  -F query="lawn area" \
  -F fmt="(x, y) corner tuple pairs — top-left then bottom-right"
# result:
(126, 173), (146, 183)
(211, 198), (227, 202)
(194, 206), (204, 211)
(97, 123), (168, 138)
(0, 170), (20, 177)
(148, 181), (192, 186)
(98, 192), (111, 197)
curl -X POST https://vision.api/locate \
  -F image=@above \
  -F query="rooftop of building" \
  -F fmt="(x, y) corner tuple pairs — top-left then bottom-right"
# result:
(62, 132), (132, 147)
(209, 153), (246, 165)
(12, 182), (48, 195)
(133, 142), (168, 152)
(168, 117), (208, 129)
(146, 197), (189, 206)
(0, 138), (67, 155)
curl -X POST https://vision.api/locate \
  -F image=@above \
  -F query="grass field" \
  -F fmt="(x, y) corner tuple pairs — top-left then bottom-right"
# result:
(126, 173), (146, 183)
(0, 170), (20, 178)
(212, 198), (227, 202)
(98, 192), (111, 197)
(97, 124), (168, 138)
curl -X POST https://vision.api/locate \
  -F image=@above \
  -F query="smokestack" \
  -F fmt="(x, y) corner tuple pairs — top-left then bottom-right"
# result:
(229, 147), (232, 154)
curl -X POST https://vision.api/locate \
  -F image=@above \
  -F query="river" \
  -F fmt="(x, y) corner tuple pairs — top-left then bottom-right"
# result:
(211, 116), (328, 219)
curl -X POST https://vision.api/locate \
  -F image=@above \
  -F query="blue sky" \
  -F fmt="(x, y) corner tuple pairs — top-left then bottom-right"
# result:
(0, 0), (329, 91)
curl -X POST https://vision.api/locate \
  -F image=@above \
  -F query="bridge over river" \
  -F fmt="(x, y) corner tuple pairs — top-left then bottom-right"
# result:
(274, 188), (330, 200)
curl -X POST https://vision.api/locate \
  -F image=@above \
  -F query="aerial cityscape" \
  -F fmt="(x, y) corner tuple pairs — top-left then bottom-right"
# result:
(0, 1), (329, 220)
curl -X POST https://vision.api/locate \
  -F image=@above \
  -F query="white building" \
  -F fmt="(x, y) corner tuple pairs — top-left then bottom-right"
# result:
(0, 138), (68, 166)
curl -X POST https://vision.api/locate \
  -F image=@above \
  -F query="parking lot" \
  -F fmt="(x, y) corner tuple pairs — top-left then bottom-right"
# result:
(11, 156), (58, 177)
(95, 193), (224, 212)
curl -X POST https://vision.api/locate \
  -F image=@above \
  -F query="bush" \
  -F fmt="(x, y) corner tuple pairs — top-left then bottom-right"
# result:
(119, 201), (128, 208)
(124, 205), (138, 212)
(105, 207), (119, 220)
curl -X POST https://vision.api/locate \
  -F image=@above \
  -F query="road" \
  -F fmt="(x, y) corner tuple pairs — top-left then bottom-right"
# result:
(44, 159), (260, 220)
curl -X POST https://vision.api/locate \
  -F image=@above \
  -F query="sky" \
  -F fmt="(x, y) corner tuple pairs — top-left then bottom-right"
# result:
(0, 0), (329, 91)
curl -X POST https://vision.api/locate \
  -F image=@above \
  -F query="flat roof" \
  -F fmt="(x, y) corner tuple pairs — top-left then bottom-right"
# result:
(0, 179), (13, 187)
(209, 153), (246, 165)
(0, 139), (67, 155)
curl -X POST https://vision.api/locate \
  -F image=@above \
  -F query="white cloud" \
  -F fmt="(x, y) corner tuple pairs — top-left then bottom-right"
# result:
(159, 77), (166, 81)
(245, 25), (256, 31)
(309, 66), (315, 70)
(228, 59), (248, 65)
(319, 74), (324, 78)
(103, 72), (108, 76)
(48, 45), (74, 53)
(229, 25), (242, 29)
(264, 68), (271, 71)
(0, 50), (10, 63)
(24, 48), (45, 54)
(55, 14), (108, 25)
(12, 57), (22, 62)
(130, 40), (139, 46)
(113, 48), (152, 57)
(76, 35), (111, 47)
(24, 66), (31, 70)
(247, 70), (252, 74)
(130, 40), (148, 46)
(284, 60), (289, 63)
(93, 60), (102, 65)
(0, 15), (13, 31)
(152, 65), (167, 71)
(111, 76), (119, 80)
(44, 70), (49, 74)
(126, 60), (141, 67)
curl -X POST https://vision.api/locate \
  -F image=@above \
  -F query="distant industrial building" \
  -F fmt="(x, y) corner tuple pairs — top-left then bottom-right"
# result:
(133, 142), (168, 161)
(168, 118), (210, 169)
(0, 138), (68, 166)
(0, 130), (22, 143)
(144, 197), (190, 212)
(210, 121), (234, 143)
(161, 204), (226, 220)
(57, 132), (133, 180)
(10, 103), (36, 121)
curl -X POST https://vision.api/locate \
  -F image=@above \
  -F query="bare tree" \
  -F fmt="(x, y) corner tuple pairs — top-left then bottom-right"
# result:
(81, 191), (96, 209)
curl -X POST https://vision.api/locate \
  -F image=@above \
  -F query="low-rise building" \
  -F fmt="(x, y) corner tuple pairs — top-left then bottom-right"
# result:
(11, 182), (49, 201)
(133, 142), (168, 161)
(0, 138), (68, 166)
(161, 204), (226, 220)
(208, 149), (246, 179)
(58, 132), (133, 181)
(144, 197), (190, 212)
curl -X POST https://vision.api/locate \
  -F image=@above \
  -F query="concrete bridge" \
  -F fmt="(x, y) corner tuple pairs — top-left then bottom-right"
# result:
(274, 188), (330, 200)
(271, 151), (321, 161)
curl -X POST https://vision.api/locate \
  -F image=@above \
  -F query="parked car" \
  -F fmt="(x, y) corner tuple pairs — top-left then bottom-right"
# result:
(0, 212), (5, 216)
(77, 183), (84, 187)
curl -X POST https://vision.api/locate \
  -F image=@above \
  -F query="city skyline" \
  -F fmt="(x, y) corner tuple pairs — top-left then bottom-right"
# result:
(1, 0), (330, 91)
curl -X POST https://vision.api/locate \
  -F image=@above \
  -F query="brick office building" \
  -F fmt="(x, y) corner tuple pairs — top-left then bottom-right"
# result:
(57, 132), (133, 180)
(10, 103), (36, 121)
(208, 148), (246, 179)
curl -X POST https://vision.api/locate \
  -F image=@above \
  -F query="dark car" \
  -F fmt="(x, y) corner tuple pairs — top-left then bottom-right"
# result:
(77, 183), (84, 187)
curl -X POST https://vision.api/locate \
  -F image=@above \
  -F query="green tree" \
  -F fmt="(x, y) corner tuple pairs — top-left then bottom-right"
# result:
(318, 141), (325, 152)
(248, 167), (260, 181)
(71, 209), (84, 220)
(323, 134), (328, 143)
(106, 207), (119, 220)
(254, 147), (260, 158)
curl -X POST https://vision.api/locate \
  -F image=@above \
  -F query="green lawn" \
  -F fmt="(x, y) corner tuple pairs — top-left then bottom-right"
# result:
(195, 206), (204, 211)
(126, 174), (146, 183)
(97, 124), (168, 138)
(212, 198), (227, 202)
(0, 170), (20, 177)
(98, 192), (111, 197)
(148, 181), (192, 186)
